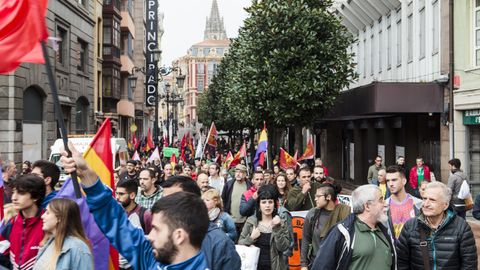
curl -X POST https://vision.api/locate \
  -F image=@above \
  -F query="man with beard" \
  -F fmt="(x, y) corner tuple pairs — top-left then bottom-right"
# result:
(119, 160), (139, 184)
(115, 180), (152, 270)
(312, 185), (396, 270)
(60, 144), (210, 269)
(197, 172), (213, 194)
(396, 182), (477, 270)
(136, 169), (163, 210)
(163, 163), (173, 180)
(313, 166), (329, 184)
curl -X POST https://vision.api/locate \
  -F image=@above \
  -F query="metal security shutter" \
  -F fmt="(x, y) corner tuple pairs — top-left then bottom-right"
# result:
(470, 126), (480, 196)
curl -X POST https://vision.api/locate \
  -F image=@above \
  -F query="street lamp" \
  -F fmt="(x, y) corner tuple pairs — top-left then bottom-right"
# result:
(129, 57), (185, 146)
(160, 81), (184, 140)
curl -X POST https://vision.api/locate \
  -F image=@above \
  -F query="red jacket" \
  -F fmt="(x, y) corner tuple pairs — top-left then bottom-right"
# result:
(409, 165), (431, 190)
(243, 186), (257, 202)
(1, 211), (44, 270)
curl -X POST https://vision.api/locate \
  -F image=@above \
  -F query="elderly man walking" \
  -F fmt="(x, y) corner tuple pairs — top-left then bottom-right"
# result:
(311, 185), (396, 270)
(396, 182), (477, 270)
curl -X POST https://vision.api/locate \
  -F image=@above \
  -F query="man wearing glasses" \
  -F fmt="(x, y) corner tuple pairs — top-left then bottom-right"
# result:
(312, 185), (396, 270)
(367, 155), (385, 184)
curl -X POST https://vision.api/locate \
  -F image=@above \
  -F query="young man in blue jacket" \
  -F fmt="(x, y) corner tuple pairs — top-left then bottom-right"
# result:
(60, 145), (210, 270)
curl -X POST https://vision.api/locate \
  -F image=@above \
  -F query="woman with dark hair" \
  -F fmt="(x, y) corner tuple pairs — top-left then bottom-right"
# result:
(33, 198), (93, 270)
(22, 161), (32, 175)
(274, 173), (291, 207)
(300, 183), (351, 269)
(238, 189), (290, 270)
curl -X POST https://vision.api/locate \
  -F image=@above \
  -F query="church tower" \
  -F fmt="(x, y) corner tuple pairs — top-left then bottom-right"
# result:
(204, 0), (227, 40)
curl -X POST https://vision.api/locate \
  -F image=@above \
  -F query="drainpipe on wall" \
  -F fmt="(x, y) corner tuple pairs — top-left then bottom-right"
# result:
(449, 0), (455, 159)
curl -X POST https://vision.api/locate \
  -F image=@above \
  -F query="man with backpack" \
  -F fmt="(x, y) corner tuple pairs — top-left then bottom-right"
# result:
(447, 158), (469, 219)
(115, 180), (152, 270)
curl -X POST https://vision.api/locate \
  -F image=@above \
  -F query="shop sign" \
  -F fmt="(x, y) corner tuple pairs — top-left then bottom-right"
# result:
(464, 110), (480, 125)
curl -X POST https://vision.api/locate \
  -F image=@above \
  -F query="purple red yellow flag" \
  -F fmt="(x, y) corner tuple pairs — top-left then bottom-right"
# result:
(82, 118), (119, 270)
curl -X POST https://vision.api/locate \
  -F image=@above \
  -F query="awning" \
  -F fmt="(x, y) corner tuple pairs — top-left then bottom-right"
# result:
(117, 99), (135, 118)
(324, 82), (444, 121)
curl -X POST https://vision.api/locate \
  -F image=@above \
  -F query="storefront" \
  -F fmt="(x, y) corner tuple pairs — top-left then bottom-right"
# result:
(464, 110), (480, 195)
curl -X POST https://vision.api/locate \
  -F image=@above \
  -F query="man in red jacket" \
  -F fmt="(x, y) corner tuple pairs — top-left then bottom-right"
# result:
(0, 174), (46, 270)
(409, 156), (431, 198)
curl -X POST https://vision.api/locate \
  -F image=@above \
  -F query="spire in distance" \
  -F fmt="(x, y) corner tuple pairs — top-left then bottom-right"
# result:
(204, 0), (227, 40)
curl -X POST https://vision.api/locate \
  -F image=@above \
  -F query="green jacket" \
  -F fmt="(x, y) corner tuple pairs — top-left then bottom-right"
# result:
(238, 216), (291, 270)
(367, 164), (385, 184)
(286, 182), (322, 211)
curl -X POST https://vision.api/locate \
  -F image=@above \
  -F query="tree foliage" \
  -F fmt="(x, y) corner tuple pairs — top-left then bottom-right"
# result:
(198, 0), (357, 135)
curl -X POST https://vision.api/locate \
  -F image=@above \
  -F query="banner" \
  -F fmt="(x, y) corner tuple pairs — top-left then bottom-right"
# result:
(163, 147), (179, 158)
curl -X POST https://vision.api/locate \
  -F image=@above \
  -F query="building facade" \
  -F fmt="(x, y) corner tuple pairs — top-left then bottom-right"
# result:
(172, 0), (230, 135)
(0, 0), (96, 162)
(322, 0), (452, 185)
(453, 0), (480, 195)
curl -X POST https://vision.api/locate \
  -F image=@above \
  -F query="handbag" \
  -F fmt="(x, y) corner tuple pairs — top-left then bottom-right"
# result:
(465, 195), (474, 211)
(235, 245), (260, 270)
(458, 180), (470, 200)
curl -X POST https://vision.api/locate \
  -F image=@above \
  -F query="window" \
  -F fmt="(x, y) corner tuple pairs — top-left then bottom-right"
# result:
(197, 76), (204, 92)
(387, 24), (392, 69)
(78, 0), (86, 6)
(103, 19), (120, 57)
(78, 39), (88, 72)
(379, 30), (383, 73)
(474, 0), (480, 66)
(192, 48), (198, 56)
(203, 48), (210, 56)
(197, 62), (205, 74)
(207, 62), (217, 85)
(407, 14), (413, 62)
(397, 19), (402, 65)
(419, 7), (426, 58)
(216, 48), (224, 55)
(432, 1), (439, 53)
(75, 98), (89, 134)
(371, 34), (375, 75)
(103, 71), (112, 97)
(56, 26), (68, 67)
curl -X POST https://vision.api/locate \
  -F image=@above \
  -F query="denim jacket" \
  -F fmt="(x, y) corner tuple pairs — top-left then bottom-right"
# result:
(34, 236), (93, 270)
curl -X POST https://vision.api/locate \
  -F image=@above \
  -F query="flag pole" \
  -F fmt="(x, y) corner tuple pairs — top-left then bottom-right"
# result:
(41, 41), (82, 198)
(202, 122), (213, 160)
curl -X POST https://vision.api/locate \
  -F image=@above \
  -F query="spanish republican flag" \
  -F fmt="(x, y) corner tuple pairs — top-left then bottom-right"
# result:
(230, 142), (246, 168)
(83, 118), (119, 270)
(253, 125), (268, 169)
(0, 0), (49, 74)
(298, 136), (314, 161)
(279, 148), (298, 170)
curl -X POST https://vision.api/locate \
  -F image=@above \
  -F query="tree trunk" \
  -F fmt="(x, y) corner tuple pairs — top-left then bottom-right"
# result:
(294, 124), (303, 154)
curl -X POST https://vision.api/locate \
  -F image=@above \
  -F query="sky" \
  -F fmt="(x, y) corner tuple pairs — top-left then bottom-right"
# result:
(159, 0), (252, 65)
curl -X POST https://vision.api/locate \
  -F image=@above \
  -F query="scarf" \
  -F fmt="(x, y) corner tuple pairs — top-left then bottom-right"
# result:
(208, 207), (221, 221)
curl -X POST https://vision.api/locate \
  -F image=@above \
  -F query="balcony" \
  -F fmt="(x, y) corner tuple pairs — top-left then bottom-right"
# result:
(120, 54), (134, 74)
(117, 99), (135, 118)
(120, 1), (135, 38)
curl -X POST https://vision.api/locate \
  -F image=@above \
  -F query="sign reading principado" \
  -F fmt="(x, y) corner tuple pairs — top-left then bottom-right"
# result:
(145, 0), (158, 107)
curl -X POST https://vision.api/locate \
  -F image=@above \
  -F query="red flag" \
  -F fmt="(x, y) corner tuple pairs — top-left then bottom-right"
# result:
(0, 0), (49, 74)
(163, 133), (169, 147)
(298, 136), (314, 161)
(206, 122), (218, 147)
(279, 148), (298, 170)
(188, 136), (195, 157)
(179, 133), (187, 162)
(224, 151), (233, 169)
(133, 132), (140, 150)
(230, 143), (246, 168)
(145, 128), (154, 152)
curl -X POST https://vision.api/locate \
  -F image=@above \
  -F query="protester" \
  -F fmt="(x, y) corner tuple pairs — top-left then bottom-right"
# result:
(396, 182), (477, 269)
(408, 156), (431, 197)
(372, 169), (390, 199)
(60, 147), (210, 269)
(313, 166), (332, 184)
(238, 188), (291, 270)
(367, 155), (385, 184)
(174, 164), (183, 176)
(274, 173), (291, 207)
(202, 189), (237, 242)
(208, 163), (225, 194)
(33, 198), (93, 270)
(160, 176), (242, 270)
(240, 170), (265, 217)
(301, 183), (350, 269)
(312, 185), (395, 270)
(113, 170), (120, 187)
(285, 167), (298, 187)
(263, 169), (274, 184)
(197, 172), (213, 194)
(385, 165), (422, 240)
(119, 160), (139, 183)
(2, 160), (17, 203)
(287, 167), (321, 211)
(221, 164), (252, 236)
(182, 164), (193, 177)
(31, 160), (61, 209)
(1, 174), (46, 270)
(116, 180), (152, 233)
(21, 161), (32, 175)
(163, 163), (173, 180)
(135, 169), (163, 209)
(447, 158), (468, 218)
(314, 158), (329, 177)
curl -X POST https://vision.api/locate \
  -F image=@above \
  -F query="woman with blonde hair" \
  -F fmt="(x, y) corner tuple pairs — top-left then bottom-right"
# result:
(33, 198), (93, 270)
(202, 189), (237, 241)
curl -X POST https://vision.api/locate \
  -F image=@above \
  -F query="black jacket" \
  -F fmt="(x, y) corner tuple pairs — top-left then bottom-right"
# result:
(396, 209), (477, 270)
(221, 179), (252, 215)
(311, 213), (397, 270)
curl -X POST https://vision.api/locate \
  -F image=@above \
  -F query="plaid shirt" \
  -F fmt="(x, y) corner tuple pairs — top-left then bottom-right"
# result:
(135, 187), (163, 210)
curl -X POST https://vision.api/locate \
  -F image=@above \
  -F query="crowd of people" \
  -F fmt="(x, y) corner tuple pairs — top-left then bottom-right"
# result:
(0, 146), (479, 270)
